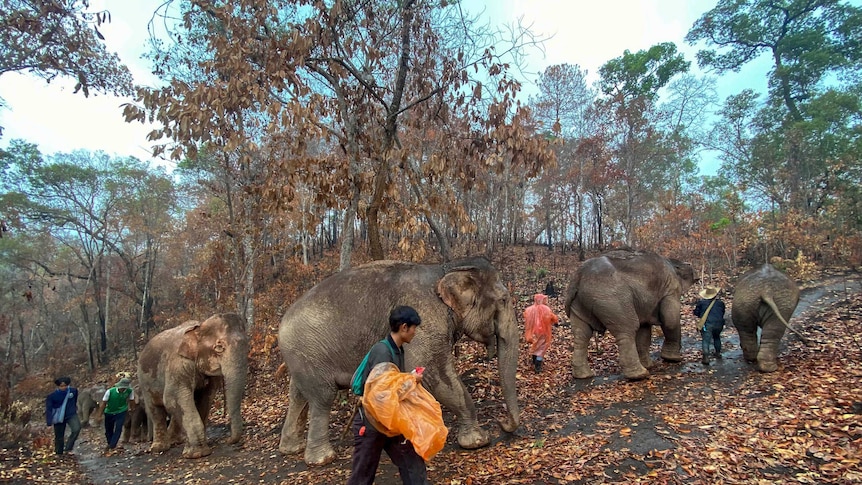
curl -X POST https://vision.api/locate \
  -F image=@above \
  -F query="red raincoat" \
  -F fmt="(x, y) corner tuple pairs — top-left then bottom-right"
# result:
(523, 293), (558, 358)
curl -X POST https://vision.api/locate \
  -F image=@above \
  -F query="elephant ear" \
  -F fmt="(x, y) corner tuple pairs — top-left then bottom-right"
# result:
(437, 266), (479, 319)
(177, 323), (202, 360)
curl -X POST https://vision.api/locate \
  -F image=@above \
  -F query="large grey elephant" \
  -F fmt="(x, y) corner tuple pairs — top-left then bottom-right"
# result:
(138, 313), (249, 458)
(731, 263), (800, 372)
(564, 249), (696, 380)
(278, 257), (520, 466)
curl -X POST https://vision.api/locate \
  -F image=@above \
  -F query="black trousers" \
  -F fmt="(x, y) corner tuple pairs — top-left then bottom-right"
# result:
(104, 410), (127, 448)
(53, 414), (81, 455)
(347, 410), (429, 485)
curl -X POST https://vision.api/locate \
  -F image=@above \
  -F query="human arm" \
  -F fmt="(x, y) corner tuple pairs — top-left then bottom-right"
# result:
(693, 299), (705, 318)
(97, 389), (110, 417)
(524, 309), (535, 343)
(45, 394), (55, 426)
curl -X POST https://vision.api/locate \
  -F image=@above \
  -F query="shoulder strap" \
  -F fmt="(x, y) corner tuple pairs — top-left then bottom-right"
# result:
(697, 299), (717, 330)
(381, 338), (397, 361)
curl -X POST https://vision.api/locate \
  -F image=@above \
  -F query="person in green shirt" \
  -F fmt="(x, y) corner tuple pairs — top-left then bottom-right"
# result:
(98, 377), (135, 452)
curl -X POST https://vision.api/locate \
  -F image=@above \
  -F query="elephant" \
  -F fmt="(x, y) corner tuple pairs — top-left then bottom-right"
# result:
(278, 257), (520, 466)
(564, 249), (696, 380)
(731, 263), (801, 373)
(121, 384), (149, 443)
(137, 313), (249, 458)
(77, 384), (107, 426)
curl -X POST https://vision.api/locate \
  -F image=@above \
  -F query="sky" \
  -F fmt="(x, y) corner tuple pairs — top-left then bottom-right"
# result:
(0, 0), (770, 175)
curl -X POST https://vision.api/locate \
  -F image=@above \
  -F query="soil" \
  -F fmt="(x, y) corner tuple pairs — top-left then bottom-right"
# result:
(11, 270), (862, 484)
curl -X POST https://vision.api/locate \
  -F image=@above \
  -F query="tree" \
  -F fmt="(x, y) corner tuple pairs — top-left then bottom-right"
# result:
(691, 0), (862, 245)
(0, 0), (133, 100)
(529, 64), (595, 256)
(686, 0), (862, 122)
(127, 0), (554, 272)
(596, 42), (690, 245)
(0, 142), (177, 364)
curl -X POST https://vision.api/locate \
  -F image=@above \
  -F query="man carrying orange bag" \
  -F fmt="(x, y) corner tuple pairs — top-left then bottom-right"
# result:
(347, 306), (432, 485)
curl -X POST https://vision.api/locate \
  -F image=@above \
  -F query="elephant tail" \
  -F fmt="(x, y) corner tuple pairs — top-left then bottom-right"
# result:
(564, 280), (579, 319)
(761, 295), (815, 347)
(275, 362), (288, 381)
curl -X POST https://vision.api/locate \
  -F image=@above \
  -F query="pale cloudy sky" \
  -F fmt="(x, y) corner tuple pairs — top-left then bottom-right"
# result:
(0, 0), (766, 174)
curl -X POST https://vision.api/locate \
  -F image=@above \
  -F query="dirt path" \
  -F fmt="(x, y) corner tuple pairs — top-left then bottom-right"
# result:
(71, 273), (862, 484)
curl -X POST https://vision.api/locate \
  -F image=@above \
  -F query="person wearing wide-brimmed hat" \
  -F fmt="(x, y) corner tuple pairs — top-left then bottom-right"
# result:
(693, 286), (726, 365)
(45, 376), (81, 455)
(98, 376), (135, 452)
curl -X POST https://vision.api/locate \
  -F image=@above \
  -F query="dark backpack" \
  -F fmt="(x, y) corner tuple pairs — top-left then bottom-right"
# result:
(351, 339), (397, 396)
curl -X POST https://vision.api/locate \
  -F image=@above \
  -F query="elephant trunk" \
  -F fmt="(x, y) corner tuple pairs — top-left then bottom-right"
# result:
(223, 343), (248, 444)
(495, 306), (520, 433)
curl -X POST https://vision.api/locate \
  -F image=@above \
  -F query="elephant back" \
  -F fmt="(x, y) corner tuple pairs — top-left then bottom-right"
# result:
(566, 250), (691, 307)
(279, 261), (437, 380)
(733, 264), (800, 319)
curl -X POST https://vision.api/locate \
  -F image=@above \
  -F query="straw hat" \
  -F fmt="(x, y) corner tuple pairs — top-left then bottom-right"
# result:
(698, 286), (720, 299)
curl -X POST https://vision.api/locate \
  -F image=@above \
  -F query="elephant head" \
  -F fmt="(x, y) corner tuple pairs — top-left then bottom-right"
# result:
(436, 259), (520, 433)
(177, 313), (249, 443)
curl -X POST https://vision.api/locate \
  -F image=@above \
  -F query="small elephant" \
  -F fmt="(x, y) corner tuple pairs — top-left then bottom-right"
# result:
(278, 257), (520, 466)
(731, 264), (800, 372)
(564, 249), (696, 380)
(138, 313), (249, 458)
(121, 384), (149, 443)
(77, 384), (107, 426)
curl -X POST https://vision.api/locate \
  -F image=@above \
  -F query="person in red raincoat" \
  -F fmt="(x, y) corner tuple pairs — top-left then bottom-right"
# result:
(524, 293), (559, 373)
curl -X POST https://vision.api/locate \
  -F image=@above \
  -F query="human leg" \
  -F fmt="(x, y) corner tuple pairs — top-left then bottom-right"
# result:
(53, 422), (66, 455)
(346, 412), (386, 485)
(701, 328), (712, 365)
(65, 414), (82, 451)
(712, 327), (723, 356)
(104, 412), (113, 445)
(108, 411), (127, 448)
(385, 436), (429, 485)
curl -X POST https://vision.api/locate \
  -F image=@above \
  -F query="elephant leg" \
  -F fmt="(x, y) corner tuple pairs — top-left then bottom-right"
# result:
(149, 405), (171, 453)
(658, 298), (683, 362)
(135, 408), (148, 442)
(303, 386), (337, 466)
(431, 363), (489, 450)
(176, 393), (211, 459)
(195, 385), (217, 430)
(756, 319), (787, 373)
(79, 406), (89, 428)
(121, 414), (131, 443)
(612, 329), (649, 380)
(279, 379), (309, 456)
(736, 324), (759, 363)
(166, 412), (185, 445)
(635, 325), (652, 369)
(570, 318), (596, 379)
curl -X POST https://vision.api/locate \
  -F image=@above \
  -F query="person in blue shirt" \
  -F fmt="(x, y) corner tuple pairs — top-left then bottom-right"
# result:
(45, 376), (81, 456)
(693, 286), (727, 365)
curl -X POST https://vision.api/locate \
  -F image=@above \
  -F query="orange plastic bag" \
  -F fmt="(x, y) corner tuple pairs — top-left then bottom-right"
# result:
(361, 362), (448, 461)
